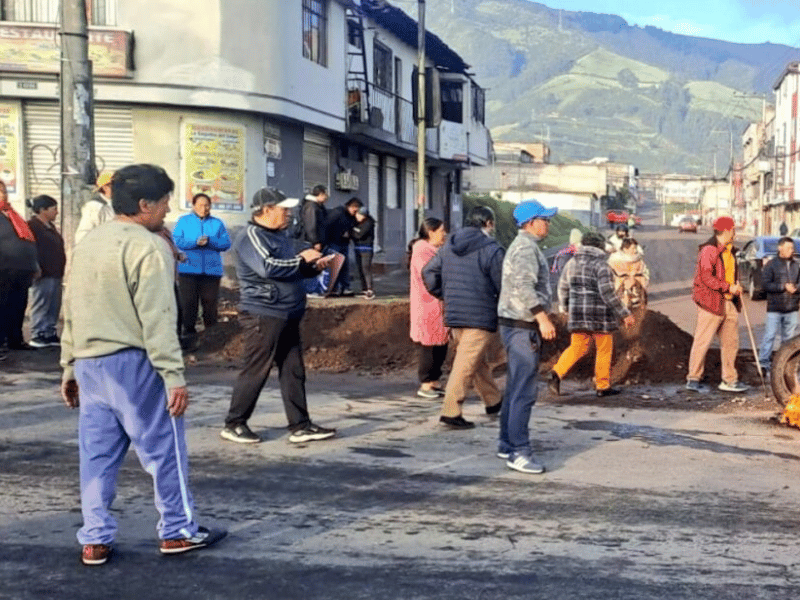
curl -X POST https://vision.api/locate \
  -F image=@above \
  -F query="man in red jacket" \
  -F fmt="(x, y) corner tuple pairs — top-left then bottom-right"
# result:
(686, 216), (749, 393)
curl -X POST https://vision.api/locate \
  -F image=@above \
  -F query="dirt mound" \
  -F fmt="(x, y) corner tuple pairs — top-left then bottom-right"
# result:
(199, 298), (727, 385)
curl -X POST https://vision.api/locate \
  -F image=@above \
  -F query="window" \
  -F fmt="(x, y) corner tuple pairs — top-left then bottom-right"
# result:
(1, 0), (115, 24)
(347, 18), (362, 49)
(471, 84), (485, 124)
(302, 0), (327, 67)
(373, 42), (392, 91)
(441, 80), (463, 123)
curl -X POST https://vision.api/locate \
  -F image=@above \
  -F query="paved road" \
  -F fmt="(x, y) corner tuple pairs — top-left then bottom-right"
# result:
(2, 363), (800, 599)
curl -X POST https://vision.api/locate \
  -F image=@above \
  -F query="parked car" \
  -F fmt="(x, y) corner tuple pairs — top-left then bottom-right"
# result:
(671, 213), (701, 227)
(737, 236), (800, 300)
(678, 217), (698, 233)
(606, 210), (642, 228)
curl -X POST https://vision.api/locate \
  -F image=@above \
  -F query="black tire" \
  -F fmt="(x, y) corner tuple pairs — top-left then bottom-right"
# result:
(770, 335), (800, 406)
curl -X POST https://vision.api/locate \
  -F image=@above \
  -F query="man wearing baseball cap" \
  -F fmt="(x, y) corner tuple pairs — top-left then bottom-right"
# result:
(496, 199), (558, 474)
(685, 215), (748, 393)
(74, 171), (115, 245)
(221, 187), (338, 444)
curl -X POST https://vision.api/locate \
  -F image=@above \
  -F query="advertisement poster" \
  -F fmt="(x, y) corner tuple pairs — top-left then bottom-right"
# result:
(0, 25), (131, 77)
(0, 103), (20, 195)
(182, 121), (246, 211)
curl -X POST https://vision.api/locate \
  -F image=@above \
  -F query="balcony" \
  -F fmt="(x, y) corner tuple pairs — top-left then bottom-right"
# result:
(347, 80), (438, 156)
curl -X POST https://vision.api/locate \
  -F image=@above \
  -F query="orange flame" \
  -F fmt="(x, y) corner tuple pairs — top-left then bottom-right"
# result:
(781, 394), (800, 428)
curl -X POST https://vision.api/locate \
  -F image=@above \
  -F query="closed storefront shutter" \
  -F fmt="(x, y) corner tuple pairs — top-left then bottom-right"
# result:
(385, 156), (399, 209)
(405, 163), (416, 243)
(23, 101), (133, 201)
(303, 128), (330, 193)
(368, 153), (381, 251)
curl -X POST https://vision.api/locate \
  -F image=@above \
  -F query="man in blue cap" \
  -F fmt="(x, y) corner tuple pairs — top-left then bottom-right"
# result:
(496, 199), (558, 474)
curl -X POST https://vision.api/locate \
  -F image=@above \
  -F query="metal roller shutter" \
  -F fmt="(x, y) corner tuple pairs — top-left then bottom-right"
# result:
(23, 101), (133, 201)
(303, 140), (330, 193)
(385, 156), (399, 209)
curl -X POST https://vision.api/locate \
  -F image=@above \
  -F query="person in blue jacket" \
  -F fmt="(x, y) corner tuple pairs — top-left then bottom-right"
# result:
(172, 193), (231, 345)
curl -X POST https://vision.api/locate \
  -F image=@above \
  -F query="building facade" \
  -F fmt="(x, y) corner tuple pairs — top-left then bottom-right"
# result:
(0, 0), (489, 266)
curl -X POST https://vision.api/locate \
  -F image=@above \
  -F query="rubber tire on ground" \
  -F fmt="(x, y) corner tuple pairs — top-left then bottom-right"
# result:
(770, 334), (800, 406)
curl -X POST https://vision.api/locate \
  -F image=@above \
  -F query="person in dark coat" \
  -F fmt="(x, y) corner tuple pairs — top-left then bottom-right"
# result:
(27, 195), (66, 348)
(324, 197), (362, 296)
(549, 231), (634, 397)
(352, 206), (376, 299)
(300, 184), (328, 251)
(422, 205), (505, 429)
(0, 180), (38, 354)
(758, 236), (800, 371)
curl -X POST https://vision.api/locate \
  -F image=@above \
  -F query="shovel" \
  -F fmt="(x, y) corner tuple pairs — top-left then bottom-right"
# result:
(739, 291), (769, 400)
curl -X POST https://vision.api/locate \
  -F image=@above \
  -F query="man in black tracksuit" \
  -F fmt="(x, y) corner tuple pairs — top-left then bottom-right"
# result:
(221, 187), (337, 445)
(758, 236), (800, 371)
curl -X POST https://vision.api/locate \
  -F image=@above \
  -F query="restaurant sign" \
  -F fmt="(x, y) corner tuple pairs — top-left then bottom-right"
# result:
(0, 24), (132, 78)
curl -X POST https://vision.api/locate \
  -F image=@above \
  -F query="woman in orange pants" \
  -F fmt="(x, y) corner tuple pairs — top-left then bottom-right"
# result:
(549, 231), (635, 397)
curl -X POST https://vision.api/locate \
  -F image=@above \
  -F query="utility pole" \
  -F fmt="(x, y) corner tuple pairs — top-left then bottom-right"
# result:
(60, 0), (96, 249)
(416, 0), (426, 229)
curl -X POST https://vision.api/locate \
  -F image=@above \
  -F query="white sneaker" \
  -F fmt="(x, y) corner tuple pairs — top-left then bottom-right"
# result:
(506, 453), (545, 474)
(718, 381), (749, 393)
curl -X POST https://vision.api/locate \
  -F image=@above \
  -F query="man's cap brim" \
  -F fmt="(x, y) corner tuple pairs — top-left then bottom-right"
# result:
(277, 198), (299, 208)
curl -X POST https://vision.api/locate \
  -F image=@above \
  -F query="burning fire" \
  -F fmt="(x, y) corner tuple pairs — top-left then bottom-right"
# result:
(781, 394), (800, 428)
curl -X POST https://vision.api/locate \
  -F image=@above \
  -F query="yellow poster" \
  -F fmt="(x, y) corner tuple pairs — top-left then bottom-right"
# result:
(0, 103), (20, 195)
(182, 121), (246, 211)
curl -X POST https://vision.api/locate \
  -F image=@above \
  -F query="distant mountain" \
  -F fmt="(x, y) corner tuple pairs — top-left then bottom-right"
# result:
(395, 0), (799, 174)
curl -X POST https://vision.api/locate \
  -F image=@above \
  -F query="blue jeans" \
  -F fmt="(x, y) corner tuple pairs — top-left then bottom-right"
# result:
(498, 325), (541, 457)
(75, 348), (198, 544)
(29, 276), (62, 339)
(759, 311), (798, 368)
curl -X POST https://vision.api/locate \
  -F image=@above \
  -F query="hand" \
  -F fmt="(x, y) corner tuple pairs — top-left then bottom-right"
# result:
(314, 254), (336, 270)
(786, 283), (797, 294)
(167, 386), (189, 417)
(313, 243), (323, 251)
(729, 283), (742, 296)
(536, 314), (556, 341)
(61, 379), (79, 409)
(299, 248), (323, 263)
(623, 314), (636, 328)
(197, 236), (208, 246)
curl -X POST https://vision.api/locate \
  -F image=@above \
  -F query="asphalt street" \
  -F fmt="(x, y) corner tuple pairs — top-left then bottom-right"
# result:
(2, 361), (800, 599)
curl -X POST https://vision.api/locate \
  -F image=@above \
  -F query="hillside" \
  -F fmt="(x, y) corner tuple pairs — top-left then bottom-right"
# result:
(397, 0), (798, 174)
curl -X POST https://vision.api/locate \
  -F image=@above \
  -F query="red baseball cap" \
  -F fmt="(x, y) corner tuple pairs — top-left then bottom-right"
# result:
(712, 216), (735, 231)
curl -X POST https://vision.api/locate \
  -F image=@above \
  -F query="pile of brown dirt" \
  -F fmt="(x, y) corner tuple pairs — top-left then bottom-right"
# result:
(199, 298), (735, 385)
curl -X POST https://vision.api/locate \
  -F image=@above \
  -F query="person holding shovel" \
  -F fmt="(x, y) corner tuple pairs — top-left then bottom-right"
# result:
(685, 216), (748, 393)
(758, 236), (800, 373)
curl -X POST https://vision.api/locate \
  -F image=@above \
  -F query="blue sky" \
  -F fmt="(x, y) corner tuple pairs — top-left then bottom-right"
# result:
(537, 0), (800, 46)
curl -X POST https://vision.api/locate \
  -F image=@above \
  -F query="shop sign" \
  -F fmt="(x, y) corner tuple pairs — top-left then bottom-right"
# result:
(0, 24), (132, 78)
(181, 120), (246, 211)
(0, 102), (20, 195)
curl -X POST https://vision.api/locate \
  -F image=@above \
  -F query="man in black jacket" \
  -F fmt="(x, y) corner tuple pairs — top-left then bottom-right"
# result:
(300, 184), (328, 251)
(221, 187), (337, 445)
(422, 206), (505, 429)
(758, 236), (800, 372)
(324, 197), (362, 296)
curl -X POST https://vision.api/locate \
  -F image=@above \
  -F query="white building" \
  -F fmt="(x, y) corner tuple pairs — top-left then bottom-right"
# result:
(771, 63), (800, 231)
(0, 0), (489, 265)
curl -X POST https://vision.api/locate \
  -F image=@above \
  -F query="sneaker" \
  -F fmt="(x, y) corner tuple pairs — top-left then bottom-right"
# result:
(497, 451), (510, 459)
(361, 290), (375, 300)
(506, 453), (546, 474)
(288, 423), (336, 443)
(417, 387), (440, 399)
(44, 334), (61, 347)
(28, 336), (50, 349)
(548, 371), (561, 396)
(718, 381), (749, 393)
(340, 289), (355, 297)
(685, 380), (710, 393)
(81, 544), (111, 566)
(307, 292), (325, 299)
(220, 424), (261, 444)
(160, 526), (227, 555)
(439, 415), (475, 429)
(485, 400), (502, 415)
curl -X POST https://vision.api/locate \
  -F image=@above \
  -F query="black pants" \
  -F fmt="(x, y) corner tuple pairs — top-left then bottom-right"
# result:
(418, 343), (448, 383)
(0, 269), (33, 347)
(226, 314), (310, 430)
(178, 274), (221, 334)
(354, 248), (374, 292)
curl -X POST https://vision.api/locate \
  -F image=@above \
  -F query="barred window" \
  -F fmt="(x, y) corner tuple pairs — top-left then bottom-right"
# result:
(373, 42), (392, 91)
(471, 84), (485, 124)
(302, 0), (327, 67)
(1, 0), (116, 25)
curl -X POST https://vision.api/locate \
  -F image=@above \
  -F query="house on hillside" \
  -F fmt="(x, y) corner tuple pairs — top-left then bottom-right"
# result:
(0, 0), (489, 268)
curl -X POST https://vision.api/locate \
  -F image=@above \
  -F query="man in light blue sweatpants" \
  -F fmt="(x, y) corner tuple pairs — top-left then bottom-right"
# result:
(61, 164), (226, 566)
